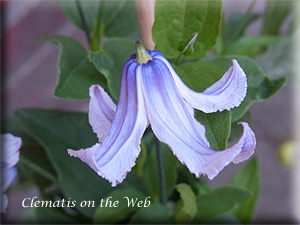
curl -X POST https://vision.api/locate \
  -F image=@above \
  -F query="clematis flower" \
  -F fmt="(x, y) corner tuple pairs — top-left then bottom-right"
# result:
(68, 41), (256, 187)
(1, 133), (22, 213)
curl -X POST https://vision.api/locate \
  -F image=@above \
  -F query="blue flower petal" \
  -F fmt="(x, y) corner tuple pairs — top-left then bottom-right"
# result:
(2, 167), (18, 193)
(69, 59), (148, 186)
(89, 85), (116, 143)
(1, 133), (21, 213)
(141, 56), (255, 179)
(1, 133), (21, 169)
(157, 56), (247, 113)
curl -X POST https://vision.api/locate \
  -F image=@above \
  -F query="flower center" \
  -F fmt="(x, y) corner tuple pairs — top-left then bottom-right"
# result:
(135, 40), (152, 64)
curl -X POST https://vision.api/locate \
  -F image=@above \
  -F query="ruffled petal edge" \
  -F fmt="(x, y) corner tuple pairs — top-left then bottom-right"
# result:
(156, 55), (247, 113)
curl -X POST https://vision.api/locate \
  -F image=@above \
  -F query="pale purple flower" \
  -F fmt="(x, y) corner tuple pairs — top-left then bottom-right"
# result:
(68, 43), (256, 187)
(1, 133), (22, 213)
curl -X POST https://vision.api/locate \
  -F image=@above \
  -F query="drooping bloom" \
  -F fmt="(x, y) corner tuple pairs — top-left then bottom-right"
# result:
(68, 41), (256, 187)
(1, 133), (22, 213)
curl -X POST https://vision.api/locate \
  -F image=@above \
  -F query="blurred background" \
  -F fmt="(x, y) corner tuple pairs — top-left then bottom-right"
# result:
(1, 0), (299, 223)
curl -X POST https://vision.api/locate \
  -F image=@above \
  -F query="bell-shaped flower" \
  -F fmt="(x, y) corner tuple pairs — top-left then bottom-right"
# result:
(68, 41), (256, 187)
(1, 133), (22, 213)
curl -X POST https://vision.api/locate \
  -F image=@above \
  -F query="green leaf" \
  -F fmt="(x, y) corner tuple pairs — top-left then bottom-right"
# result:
(202, 55), (287, 122)
(225, 13), (261, 43)
(36, 207), (78, 224)
(230, 157), (260, 223)
(261, 0), (293, 35)
(120, 172), (148, 195)
(59, 0), (137, 39)
(38, 36), (106, 99)
(152, 0), (222, 59)
(195, 110), (231, 151)
(103, 0), (138, 38)
(175, 184), (197, 218)
(93, 188), (147, 224)
(225, 36), (282, 57)
(176, 163), (213, 197)
(256, 36), (293, 81)
(89, 38), (135, 100)
(173, 62), (231, 150)
(144, 144), (178, 202)
(15, 109), (113, 218)
(56, 57), (107, 99)
(20, 156), (56, 184)
(229, 111), (251, 142)
(175, 200), (192, 224)
(191, 177), (213, 196)
(193, 186), (252, 223)
(173, 61), (225, 92)
(129, 203), (169, 224)
(59, 0), (99, 32)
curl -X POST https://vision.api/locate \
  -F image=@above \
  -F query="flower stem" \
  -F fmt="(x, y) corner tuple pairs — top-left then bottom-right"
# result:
(90, 0), (105, 51)
(135, 40), (152, 64)
(155, 137), (167, 204)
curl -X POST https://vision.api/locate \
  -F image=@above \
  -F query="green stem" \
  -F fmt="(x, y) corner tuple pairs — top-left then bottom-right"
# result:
(155, 138), (167, 204)
(92, 0), (105, 51)
(76, 0), (92, 46)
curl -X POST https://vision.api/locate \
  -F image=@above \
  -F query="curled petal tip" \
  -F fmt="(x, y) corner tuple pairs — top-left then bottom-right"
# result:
(157, 55), (248, 113)
(231, 59), (238, 64)
(89, 84), (96, 91)
(67, 144), (101, 174)
(205, 122), (256, 180)
(232, 122), (256, 164)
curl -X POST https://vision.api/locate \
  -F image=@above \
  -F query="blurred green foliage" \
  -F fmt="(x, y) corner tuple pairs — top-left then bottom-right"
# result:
(4, 0), (293, 223)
